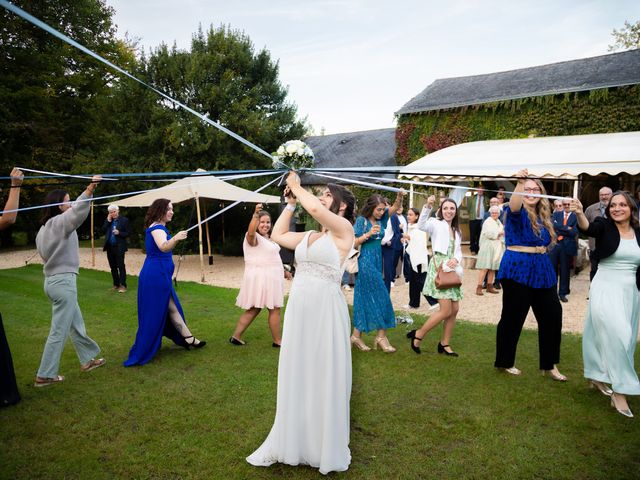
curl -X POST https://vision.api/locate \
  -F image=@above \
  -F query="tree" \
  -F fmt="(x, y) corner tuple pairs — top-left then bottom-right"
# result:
(0, 0), (133, 242)
(608, 20), (640, 52)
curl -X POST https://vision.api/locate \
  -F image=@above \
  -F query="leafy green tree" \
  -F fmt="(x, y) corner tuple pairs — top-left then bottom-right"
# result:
(608, 20), (640, 51)
(0, 0), (133, 242)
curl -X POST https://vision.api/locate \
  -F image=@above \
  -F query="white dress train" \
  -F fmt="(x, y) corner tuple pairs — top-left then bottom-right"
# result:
(247, 232), (352, 474)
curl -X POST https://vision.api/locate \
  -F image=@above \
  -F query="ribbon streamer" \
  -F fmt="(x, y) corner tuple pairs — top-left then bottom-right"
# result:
(0, 170), (284, 215)
(185, 173), (286, 232)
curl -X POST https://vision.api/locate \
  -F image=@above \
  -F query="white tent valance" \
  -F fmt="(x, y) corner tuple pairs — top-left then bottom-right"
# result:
(111, 170), (280, 207)
(400, 131), (640, 180)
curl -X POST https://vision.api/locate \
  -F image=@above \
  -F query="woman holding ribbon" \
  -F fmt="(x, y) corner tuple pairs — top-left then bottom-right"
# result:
(124, 199), (205, 366)
(230, 203), (284, 347)
(351, 190), (405, 352)
(247, 172), (355, 474)
(493, 169), (566, 381)
(573, 191), (640, 418)
(34, 176), (106, 387)
(407, 195), (463, 356)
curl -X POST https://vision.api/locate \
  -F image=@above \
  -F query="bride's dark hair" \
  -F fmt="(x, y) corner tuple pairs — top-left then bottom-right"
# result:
(327, 184), (356, 224)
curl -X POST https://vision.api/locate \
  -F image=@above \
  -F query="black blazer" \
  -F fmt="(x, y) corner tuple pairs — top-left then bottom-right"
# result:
(580, 217), (640, 289)
(102, 216), (130, 253)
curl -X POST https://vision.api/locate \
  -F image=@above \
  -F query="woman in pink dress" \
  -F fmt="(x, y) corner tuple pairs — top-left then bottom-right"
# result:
(230, 203), (285, 347)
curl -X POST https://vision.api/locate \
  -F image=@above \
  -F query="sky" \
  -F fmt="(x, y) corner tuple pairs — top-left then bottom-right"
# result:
(107, 0), (640, 136)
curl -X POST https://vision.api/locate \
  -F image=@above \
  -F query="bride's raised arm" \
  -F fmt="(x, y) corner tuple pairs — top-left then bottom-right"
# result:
(283, 172), (353, 244)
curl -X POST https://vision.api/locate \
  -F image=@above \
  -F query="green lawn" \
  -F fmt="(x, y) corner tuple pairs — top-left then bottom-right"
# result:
(0, 266), (638, 479)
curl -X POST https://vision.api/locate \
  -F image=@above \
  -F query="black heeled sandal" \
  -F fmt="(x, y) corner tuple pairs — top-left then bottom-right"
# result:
(183, 335), (206, 350)
(406, 330), (423, 355)
(437, 342), (458, 357)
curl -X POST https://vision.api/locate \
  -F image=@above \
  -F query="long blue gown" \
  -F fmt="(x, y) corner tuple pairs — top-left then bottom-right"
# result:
(124, 225), (188, 366)
(353, 213), (396, 333)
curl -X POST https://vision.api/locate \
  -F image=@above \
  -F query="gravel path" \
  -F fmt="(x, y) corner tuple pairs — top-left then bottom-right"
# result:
(0, 247), (589, 333)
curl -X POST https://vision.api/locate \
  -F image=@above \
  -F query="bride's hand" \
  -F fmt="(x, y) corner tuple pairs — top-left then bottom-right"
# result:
(283, 186), (297, 204)
(285, 171), (301, 189)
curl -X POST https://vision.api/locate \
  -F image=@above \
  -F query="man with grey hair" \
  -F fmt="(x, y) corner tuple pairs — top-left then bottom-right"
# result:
(583, 186), (613, 280)
(549, 197), (578, 302)
(102, 205), (130, 293)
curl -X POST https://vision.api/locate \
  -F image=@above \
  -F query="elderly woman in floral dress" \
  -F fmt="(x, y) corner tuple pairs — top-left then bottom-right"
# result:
(475, 205), (505, 295)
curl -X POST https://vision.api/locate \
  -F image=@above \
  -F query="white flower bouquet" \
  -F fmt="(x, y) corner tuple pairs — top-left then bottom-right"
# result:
(272, 140), (315, 170)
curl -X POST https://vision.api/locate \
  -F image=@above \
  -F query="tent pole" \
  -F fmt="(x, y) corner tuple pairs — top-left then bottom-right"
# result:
(221, 204), (225, 244)
(90, 201), (95, 267)
(195, 195), (205, 282)
(409, 183), (414, 209)
(203, 201), (213, 265)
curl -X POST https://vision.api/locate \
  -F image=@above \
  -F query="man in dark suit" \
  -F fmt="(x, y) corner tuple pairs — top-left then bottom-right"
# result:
(549, 198), (578, 302)
(102, 205), (130, 293)
(381, 203), (404, 292)
(468, 187), (487, 254)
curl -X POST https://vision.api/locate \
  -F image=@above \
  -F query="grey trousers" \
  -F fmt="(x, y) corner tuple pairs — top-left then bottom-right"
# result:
(37, 273), (101, 378)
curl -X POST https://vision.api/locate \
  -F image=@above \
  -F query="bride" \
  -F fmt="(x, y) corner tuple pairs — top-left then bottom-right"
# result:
(246, 171), (356, 474)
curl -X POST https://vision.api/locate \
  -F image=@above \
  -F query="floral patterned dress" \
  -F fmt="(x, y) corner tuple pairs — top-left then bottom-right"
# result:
(422, 238), (463, 301)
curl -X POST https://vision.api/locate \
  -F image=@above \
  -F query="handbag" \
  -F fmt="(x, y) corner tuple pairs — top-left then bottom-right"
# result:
(344, 246), (360, 274)
(434, 261), (462, 290)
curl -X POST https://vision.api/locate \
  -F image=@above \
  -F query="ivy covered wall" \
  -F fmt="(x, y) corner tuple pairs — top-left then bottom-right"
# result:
(395, 85), (640, 165)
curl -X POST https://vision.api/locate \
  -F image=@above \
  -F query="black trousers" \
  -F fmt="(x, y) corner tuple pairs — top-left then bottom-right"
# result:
(106, 245), (127, 287)
(469, 219), (482, 253)
(404, 255), (427, 308)
(0, 313), (20, 407)
(548, 246), (572, 296)
(494, 279), (562, 370)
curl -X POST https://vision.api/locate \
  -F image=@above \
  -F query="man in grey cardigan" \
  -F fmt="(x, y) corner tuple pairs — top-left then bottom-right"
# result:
(34, 176), (106, 387)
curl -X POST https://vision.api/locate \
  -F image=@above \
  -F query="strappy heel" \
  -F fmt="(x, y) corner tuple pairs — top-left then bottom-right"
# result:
(406, 330), (422, 354)
(183, 335), (206, 350)
(437, 342), (459, 357)
(350, 335), (371, 351)
(588, 379), (613, 396)
(373, 336), (396, 353)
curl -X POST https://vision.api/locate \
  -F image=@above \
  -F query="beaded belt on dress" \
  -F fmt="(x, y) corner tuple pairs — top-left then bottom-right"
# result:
(507, 245), (547, 254)
(295, 262), (342, 284)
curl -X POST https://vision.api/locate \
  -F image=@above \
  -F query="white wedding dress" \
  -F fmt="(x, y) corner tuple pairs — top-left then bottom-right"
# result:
(247, 231), (352, 474)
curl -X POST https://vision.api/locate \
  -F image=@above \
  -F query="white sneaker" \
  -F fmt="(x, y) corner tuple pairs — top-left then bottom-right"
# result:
(428, 303), (440, 311)
(342, 284), (351, 291)
(391, 282), (395, 288)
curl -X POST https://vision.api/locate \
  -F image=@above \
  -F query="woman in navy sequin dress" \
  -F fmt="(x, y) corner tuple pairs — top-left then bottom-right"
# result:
(495, 169), (566, 381)
(351, 191), (405, 352)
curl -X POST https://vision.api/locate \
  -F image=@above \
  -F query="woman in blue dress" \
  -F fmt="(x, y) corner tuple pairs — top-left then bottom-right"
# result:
(124, 199), (206, 366)
(573, 191), (640, 418)
(351, 191), (404, 352)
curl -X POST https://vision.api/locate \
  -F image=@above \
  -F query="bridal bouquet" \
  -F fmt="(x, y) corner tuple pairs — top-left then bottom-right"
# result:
(272, 140), (314, 170)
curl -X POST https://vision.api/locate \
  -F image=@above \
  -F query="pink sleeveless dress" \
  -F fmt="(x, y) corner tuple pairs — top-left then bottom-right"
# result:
(236, 233), (285, 309)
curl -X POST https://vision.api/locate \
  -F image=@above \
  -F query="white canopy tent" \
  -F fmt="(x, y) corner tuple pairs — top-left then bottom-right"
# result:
(399, 131), (640, 208)
(400, 131), (640, 180)
(92, 170), (281, 281)
(110, 170), (280, 207)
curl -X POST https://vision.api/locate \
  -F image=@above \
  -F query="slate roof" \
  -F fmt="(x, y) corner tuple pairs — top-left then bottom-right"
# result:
(396, 49), (640, 115)
(302, 128), (396, 184)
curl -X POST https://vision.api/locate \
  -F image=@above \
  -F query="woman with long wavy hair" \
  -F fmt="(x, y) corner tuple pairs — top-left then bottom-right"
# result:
(573, 191), (640, 417)
(494, 169), (566, 381)
(407, 195), (463, 356)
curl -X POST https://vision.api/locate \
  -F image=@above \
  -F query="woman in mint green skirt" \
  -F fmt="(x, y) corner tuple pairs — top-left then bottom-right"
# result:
(574, 191), (640, 418)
